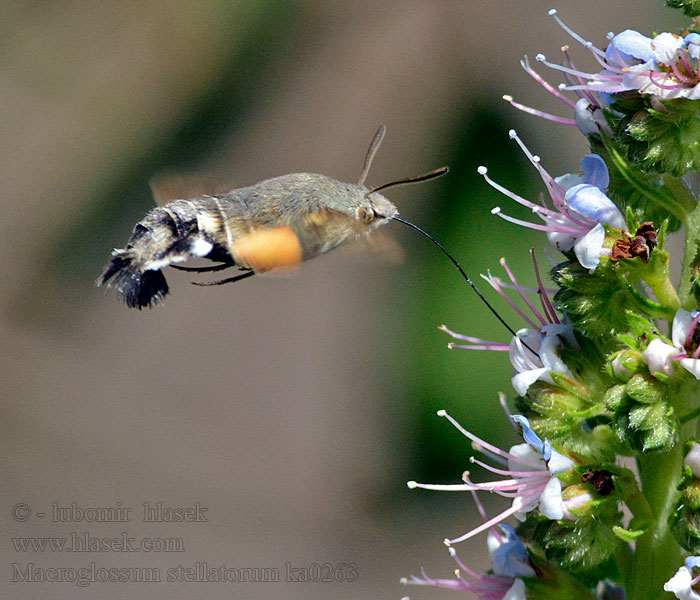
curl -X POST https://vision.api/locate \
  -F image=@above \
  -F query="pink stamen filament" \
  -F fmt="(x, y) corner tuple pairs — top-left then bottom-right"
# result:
(410, 482), (472, 492)
(499, 393), (516, 427)
(491, 208), (583, 234)
(536, 54), (603, 82)
(520, 56), (577, 107)
(469, 488), (500, 538)
(447, 503), (525, 544)
(489, 276), (556, 296)
(531, 249), (560, 324)
(469, 457), (545, 479)
(670, 59), (695, 85)
(649, 70), (683, 90)
(503, 95), (577, 126)
(439, 411), (543, 467)
(472, 444), (510, 467)
(506, 130), (569, 205)
(592, 50), (626, 75)
(482, 272), (540, 329)
(685, 313), (700, 349)
(450, 343), (509, 351)
(499, 258), (548, 326)
(464, 475), (549, 497)
(461, 480), (536, 495)
(549, 10), (606, 59)
(487, 486), (546, 500)
(563, 47), (600, 107)
(467, 488), (505, 545)
(678, 52), (695, 74)
(506, 132), (600, 229)
(451, 547), (484, 578)
(439, 325), (503, 346)
(480, 168), (561, 218)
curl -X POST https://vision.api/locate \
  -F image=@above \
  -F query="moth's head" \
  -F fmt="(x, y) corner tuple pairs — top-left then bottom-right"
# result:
(351, 124), (447, 233)
(355, 191), (399, 231)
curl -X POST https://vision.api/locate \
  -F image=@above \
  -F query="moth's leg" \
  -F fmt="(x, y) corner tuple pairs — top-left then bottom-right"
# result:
(170, 262), (234, 273)
(191, 270), (255, 287)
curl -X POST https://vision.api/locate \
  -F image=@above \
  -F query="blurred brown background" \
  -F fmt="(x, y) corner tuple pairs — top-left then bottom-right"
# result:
(2, 1), (677, 598)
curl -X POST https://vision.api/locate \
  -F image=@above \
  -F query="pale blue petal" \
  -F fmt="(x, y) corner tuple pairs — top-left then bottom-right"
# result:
(651, 32), (685, 65)
(606, 30), (654, 63)
(538, 477), (564, 520)
(503, 579), (527, 600)
(665, 565), (700, 600)
(511, 415), (546, 456)
(491, 526), (536, 578)
(573, 223), (606, 270)
(574, 98), (600, 135)
(511, 368), (548, 397)
(686, 33), (700, 61)
(565, 184), (626, 229)
(598, 92), (614, 107)
(554, 172), (584, 191)
(581, 154), (609, 191)
(574, 98), (610, 136)
(546, 448), (576, 475)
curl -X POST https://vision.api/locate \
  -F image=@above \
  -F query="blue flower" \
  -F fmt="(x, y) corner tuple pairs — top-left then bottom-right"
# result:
(482, 132), (626, 269)
(540, 11), (700, 100)
(440, 253), (578, 396)
(408, 411), (577, 545)
(403, 525), (533, 599)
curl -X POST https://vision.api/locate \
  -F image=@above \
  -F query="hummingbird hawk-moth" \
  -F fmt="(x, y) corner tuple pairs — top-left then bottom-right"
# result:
(97, 125), (447, 309)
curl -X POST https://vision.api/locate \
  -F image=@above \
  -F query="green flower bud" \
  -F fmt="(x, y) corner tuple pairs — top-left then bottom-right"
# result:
(625, 374), (663, 404)
(604, 384), (630, 412)
(614, 401), (679, 452)
(608, 349), (646, 381)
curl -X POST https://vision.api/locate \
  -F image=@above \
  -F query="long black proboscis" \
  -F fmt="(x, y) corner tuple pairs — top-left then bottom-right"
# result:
(392, 216), (524, 342)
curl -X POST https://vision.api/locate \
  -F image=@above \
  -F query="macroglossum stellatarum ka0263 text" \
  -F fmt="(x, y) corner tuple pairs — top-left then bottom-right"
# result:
(97, 125), (521, 341)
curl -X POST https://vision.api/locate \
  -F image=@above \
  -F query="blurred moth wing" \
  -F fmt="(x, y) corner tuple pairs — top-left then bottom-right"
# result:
(148, 172), (233, 206)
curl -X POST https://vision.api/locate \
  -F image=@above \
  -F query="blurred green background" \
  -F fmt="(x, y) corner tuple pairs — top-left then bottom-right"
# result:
(1, 2), (679, 599)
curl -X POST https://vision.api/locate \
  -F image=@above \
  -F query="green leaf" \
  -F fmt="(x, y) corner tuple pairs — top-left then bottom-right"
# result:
(666, 0), (700, 18)
(519, 511), (623, 583)
(612, 95), (700, 181)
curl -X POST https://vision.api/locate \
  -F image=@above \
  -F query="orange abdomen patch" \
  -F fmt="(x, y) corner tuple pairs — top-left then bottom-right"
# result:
(232, 226), (303, 272)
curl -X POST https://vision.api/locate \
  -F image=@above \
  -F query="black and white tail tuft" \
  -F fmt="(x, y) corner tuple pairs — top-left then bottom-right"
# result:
(98, 251), (169, 309)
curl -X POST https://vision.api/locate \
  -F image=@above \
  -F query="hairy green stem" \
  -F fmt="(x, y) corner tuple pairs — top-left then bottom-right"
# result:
(646, 275), (680, 311)
(627, 446), (683, 599)
(626, 379), (700, 599)
(679, 207), (700, 308)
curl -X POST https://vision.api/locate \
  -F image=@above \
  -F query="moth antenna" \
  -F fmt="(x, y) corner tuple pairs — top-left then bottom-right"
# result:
(358, 124), (387, 186)
(369, 167), (449, 196)
(392, 216), (531, 348)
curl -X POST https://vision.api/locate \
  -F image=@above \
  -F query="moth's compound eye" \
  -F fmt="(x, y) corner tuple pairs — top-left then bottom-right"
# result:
(357, 205), (375, 224)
